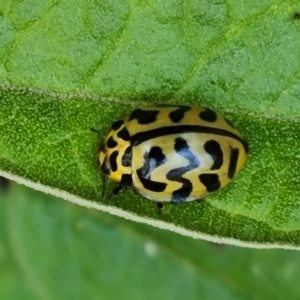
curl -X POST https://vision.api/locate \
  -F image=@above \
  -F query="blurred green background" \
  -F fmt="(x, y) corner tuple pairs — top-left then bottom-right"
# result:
(0, 177), (300, 300)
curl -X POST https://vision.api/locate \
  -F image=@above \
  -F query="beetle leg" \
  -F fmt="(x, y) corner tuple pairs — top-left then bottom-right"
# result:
(156, 202), (164, 214)
(110, 185), (124, 197)
(132, 185), (143, 196)
(90, 127), (100, 137)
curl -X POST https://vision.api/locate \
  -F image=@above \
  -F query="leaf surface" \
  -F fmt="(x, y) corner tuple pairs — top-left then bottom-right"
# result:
(1, 184), (300, 300)
(1, 0), (300, 247)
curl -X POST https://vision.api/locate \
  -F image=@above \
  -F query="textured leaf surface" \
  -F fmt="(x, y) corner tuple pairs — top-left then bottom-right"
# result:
(1, 1), (300, 247)
(1, 183), (300, 300)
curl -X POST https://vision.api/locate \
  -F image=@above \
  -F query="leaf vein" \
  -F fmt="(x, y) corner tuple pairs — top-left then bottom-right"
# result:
(173, 1), (299, 99)
(80, 2), (132, 88)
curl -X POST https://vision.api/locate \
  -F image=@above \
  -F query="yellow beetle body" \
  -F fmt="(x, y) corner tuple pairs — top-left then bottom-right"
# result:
(98, 104), (248, 203)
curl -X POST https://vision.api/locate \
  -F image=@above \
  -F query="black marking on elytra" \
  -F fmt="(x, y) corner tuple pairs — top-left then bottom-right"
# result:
(171, 178), (193, 203)
(111, 120), (124, 131)
(120, 174), (132, 186)
(106, 136), (117, 148)
(139, 146), (167, 178)
(100, 161), (110, 175)
(136, 146), (167, 192)
(149, 146), (166, 160)
(224, 117), (235, 129)
(166, 137), (200, 203)
(199, 173), (221, 192)
(199, 108), (217, 122)
(131, 125), (248, 153)
(121, 146), (132, 167)
(117, 126), (130, 141)
(129, 109), (159, 125)
(169, 105), (191, 123)
(228, 148), (239, 179)
(109, 151), (119, 172)
(137, 170), (167, 192)
(204, 140), (223, 170)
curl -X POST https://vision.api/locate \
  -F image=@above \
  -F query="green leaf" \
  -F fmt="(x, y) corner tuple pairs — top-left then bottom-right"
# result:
(1, 0), (300, 248)
(1, 183), (300, 300)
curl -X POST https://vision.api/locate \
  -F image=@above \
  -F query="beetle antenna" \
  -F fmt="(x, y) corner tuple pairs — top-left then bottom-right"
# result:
(90, 127), (100, 138)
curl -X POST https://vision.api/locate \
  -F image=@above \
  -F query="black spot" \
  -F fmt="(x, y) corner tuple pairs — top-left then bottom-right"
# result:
(174, 137), (187, 151)
(136, 146), (167, 192)
(117, 126), (130, 141)
(120, 174), (132, 186)
(224, 117), (235, 129)
(166, 137), (200, 203)
(138, 146), (167, 179)
(199, 174), (221, 192)
(121, 146), (132, 167)
(128, 109), (159, 124)
(228, 148), (239, 179)
(111, 120), (124, 131)
(204, 140), (223, 170)
(293, 12), (300, 20)
(199, 108), (217, 122)
(149, 146), (166, 161)
(169, 105), (191, 123)
(100, 162), (110, 175)
(109, 151), (119, 172)
(106, 136), (117, 148)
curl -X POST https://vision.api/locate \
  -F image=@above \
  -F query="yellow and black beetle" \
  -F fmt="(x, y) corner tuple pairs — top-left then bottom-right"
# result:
(97, 104), (248, 210)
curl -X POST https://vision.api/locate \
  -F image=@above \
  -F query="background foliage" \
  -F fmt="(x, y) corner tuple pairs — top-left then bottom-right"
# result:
(1, 181), (300, 300)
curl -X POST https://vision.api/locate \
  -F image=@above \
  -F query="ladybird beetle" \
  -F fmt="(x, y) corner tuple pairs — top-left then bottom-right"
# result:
(97, 104), (248, 210)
